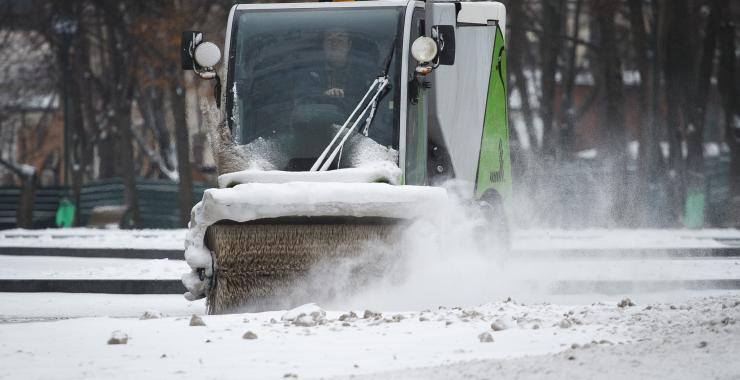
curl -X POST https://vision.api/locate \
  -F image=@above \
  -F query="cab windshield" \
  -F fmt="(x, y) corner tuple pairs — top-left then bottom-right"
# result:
(228, 7), (403, 171)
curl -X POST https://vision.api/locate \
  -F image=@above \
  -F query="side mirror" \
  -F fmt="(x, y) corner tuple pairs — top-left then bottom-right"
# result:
(410, 25), (456, 76)
(181, 31), (221, 80)
(182, 31), (223, 108)
(432, 25), (455, 65)
(181, 31), (201, 70)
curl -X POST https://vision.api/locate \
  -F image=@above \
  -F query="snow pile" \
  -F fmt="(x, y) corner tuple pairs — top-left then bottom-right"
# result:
(0, 228), (186, 250)
(281, 303), (327, 327)
(182, 182), (448, 300)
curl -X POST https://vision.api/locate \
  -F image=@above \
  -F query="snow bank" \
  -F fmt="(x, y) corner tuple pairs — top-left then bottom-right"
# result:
(0, 256), (186, 280)
(183, 182), (448, 300)
(513, 228), (740, 250)
(0, 228), (186, 250)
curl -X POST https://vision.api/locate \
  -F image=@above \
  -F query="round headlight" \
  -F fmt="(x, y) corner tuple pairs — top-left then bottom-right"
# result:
(411, 36), (438, 64)
(194, 42), (221, 68)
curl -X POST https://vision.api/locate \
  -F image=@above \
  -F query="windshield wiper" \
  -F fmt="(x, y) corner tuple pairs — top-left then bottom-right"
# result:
(310, 77), (389, 171)
(310, 41), (396, 172)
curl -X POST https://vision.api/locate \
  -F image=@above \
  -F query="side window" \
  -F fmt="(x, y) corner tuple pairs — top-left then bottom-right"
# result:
(405, 9), (427, 185)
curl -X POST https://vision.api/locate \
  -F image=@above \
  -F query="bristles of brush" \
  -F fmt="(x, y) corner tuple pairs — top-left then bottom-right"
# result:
(205, 223), (397, 314)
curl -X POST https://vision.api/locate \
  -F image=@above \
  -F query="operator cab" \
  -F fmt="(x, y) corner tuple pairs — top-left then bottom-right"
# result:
(182, 0), (511, 203)
(228, 5), (403, 171)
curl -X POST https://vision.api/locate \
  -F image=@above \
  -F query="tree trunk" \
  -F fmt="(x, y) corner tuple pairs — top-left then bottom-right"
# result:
(629, 0), (663, 226)
(540, 0), (566, 160)
(508, 0), (538, 152)
(684, 3), (719, 228)
(560, 0), (582, 159)
(104, 5), (139, 228)
(660, 0), (692, 225)
(17, 173), (36, 229)
(595, 0), (628, 226)
(716, 0), (740, 227)
(171, 77), (194, 228)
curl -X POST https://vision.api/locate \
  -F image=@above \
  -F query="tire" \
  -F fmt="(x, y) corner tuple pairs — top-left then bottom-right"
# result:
(477, 190), (511, 252)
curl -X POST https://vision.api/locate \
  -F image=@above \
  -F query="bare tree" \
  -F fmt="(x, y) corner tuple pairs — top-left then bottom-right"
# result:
(629, 0), (664, 225)
(540, 0), (566, 160)
(684, 1), (719, 227)
(593, 0), (628, 225)
(715, 0), (740, 226)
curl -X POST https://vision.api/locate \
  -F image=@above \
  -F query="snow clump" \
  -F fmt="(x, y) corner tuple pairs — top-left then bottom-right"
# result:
(107, 330), (129, 345)
(478, 332), (494, 343)
(491, 317), (516, 331)
(190, 314), (206, 327)
(281, 303), (326, 327)
(618, 298), (636, 308)
(140, 310), (162, 320)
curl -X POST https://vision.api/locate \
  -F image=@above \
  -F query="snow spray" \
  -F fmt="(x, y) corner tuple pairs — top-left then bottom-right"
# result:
(263, 181), (528, 311)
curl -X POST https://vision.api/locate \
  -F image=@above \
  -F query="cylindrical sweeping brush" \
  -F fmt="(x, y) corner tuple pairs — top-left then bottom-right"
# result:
(204, 218), (402, 314)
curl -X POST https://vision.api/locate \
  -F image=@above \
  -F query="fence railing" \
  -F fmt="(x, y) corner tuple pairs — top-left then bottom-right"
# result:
(0, 155), (732, 230)
(0, 178), (208, 230)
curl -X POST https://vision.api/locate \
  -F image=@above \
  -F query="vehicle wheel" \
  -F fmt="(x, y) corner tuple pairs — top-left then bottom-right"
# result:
(477, 190), (511, 253)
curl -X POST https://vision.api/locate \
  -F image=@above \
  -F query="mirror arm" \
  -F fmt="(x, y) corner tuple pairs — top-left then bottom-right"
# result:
(194, 67), (216, 80)
(415, 65), (433, 76)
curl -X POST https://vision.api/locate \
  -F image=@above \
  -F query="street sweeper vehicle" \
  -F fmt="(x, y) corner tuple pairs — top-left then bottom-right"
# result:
(181, 0), (512, 314)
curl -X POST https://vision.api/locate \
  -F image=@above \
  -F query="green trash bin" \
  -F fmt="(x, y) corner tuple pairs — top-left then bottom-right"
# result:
(55, 198), (75, 228)
(684, 187), (705, 229)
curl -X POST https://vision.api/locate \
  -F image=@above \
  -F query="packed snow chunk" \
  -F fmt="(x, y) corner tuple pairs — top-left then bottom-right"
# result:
(491, 317), (517, 331)
(140, 310), (162, 320)
(364, 310), (382, 319)
(242, 331), (258, 340)
(218, 161), (402, 188)
(478, 332), (494, 343)
(281, 303), (326, 327)
(190, 314), (206, 327)
(558, 318), (573, 329)
(182, 270), (206, 301)
(618, 298), (636, 308)
(338, 311), (358, 321)
(107, 330), (129, 345)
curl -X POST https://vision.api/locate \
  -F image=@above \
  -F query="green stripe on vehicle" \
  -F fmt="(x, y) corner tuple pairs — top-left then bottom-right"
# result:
(475, 25), (512, 205)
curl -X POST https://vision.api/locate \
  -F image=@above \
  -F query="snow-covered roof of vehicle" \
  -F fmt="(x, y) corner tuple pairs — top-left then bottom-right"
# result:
(234, 0), (410, 10)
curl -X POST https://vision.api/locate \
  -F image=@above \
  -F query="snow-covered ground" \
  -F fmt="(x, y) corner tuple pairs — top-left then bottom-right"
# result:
(1, 227), (739, 250)
(0, 256), (187, 279)
(0, 228), (185, 250)
(0, 293), (738, 379)
(1, 227), (739, 378)
(1, 254), (738, 282)
(514, 229), (740, 251)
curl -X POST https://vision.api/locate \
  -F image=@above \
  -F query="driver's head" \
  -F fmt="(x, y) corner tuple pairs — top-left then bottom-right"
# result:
(324, 30), (352, 67)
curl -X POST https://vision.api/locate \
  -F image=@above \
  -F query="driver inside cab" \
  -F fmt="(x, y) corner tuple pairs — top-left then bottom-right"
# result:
(293, 30), (364, 124)
(319, 30), (357, 100)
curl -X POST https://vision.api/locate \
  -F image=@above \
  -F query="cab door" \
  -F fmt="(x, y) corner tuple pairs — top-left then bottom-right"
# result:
(404, 7), (428, 185)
